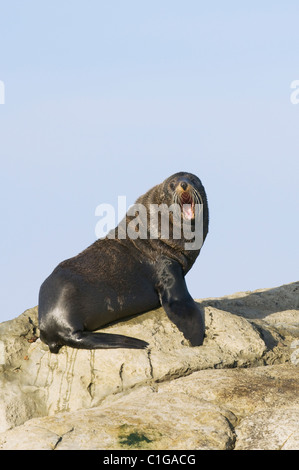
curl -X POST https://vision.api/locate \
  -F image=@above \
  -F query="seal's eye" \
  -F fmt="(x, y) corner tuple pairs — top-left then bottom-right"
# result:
(169, 182), (175, 190)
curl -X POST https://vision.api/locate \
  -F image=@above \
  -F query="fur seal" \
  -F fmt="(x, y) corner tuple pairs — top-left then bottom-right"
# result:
(38, 172), (209, 353)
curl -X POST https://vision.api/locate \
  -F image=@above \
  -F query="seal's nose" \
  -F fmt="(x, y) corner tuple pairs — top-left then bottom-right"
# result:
(180, 181), (188, 191)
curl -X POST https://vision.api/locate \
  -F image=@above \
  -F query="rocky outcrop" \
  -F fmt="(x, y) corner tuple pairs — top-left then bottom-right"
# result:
(0, 282), (298, 449)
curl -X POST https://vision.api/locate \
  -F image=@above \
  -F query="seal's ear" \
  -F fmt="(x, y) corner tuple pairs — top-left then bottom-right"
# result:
(156, 187), (165, 203)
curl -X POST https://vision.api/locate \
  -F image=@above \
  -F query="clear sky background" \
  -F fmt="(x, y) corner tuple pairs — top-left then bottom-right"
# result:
(0, 1), (298, 323)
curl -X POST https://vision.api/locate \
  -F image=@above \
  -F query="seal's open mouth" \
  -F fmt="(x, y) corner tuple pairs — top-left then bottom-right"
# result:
(179, 191), (195, 220)
(174, 190), (194, 221)
(171, 179), (203, 222)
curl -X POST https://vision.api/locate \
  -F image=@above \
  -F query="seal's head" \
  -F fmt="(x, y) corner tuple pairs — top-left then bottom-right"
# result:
(133, 171), (209, 256)
(162, 172), (205, 222)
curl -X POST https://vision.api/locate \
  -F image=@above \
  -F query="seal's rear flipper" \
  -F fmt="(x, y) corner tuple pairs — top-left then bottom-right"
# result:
(48, 331), (149, 353)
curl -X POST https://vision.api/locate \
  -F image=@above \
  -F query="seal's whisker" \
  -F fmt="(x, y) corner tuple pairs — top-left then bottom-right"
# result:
(192, 187), (203, 206)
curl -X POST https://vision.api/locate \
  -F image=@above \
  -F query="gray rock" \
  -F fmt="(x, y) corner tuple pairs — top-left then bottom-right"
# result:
(235, 409), (299, 450)
(0, 281), (298, 449)
(0, 364), (298, 450)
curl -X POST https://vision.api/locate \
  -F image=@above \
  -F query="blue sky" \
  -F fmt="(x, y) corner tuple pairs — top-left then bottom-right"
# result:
(0, 1), (298, 322)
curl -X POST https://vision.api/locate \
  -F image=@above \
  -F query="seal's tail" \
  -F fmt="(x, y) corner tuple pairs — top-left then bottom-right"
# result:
(41, 330), (149, 354)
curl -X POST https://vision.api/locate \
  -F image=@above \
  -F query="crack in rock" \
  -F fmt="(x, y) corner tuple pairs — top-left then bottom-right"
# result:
(52, 427), (74, 450)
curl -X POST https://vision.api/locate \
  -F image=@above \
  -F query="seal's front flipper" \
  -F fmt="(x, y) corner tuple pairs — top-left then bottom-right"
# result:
(161, 299), (205, 346)
(48, 331), (149, 353)
(157, 259), (205, 346)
